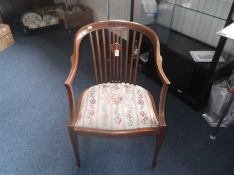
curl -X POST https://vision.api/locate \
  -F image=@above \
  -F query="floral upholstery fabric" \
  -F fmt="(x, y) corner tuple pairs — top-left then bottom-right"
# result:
(75, 83), (158, 130)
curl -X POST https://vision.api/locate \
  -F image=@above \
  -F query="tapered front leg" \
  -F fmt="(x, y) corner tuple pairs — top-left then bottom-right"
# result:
(152, 127), (166, 168)
(68, 127), (80, 167)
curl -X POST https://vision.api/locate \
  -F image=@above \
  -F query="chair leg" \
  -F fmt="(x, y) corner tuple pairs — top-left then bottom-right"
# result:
(152, 127), (166, 168)
(68, 127), (80, 167)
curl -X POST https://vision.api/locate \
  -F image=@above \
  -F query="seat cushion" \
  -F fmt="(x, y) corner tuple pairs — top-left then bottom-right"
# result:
(75, 83), (158, 130)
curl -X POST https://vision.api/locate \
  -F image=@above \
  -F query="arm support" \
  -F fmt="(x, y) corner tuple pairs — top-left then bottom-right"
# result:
(65, 55), (78, 126)
(158, 83), (169, 127)
(154, 40), (170, 127)
(155, 40), (170, 85)
(64, 27), (86, 126)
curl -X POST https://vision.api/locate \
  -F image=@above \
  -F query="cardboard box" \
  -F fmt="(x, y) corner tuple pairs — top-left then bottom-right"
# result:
(0, 24), (14, 51)
(56, 4), (93, 29)
(0, 24), (11, 37)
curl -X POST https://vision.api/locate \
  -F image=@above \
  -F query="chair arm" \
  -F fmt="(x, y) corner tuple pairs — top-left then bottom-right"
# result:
(65, 55), (77, 85)
(156, 52), (170, 127)
(156, 55), (170, 86)
(65, 55), (78, 126)
(65, 84), (76, 126)
(154, 39), (170, 86)
(158, 83), (169, 127)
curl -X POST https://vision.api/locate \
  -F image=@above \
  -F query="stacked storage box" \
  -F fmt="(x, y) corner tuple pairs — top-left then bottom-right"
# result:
(56, 4), (93, 30)
(0, 24), (14, 51)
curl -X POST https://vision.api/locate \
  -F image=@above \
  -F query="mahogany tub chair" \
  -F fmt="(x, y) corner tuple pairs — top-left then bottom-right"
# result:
(65, 20), (170, 168)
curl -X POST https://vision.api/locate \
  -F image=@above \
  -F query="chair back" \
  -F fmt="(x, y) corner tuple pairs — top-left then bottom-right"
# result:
(72, 20), (168, 85)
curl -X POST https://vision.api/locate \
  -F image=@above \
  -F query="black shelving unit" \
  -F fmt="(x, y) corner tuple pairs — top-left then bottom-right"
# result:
(138, 1), (234, 109)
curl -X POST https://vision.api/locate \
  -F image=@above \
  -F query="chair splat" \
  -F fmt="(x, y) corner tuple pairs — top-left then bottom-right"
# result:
(88, 28), (145, 84)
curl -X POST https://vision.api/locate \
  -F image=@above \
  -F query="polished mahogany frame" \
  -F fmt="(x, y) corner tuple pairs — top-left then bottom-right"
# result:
(65, 20), (170, 168)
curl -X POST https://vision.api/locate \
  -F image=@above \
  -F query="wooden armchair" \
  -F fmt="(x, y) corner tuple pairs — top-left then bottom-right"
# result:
(65, 20), (170, 168)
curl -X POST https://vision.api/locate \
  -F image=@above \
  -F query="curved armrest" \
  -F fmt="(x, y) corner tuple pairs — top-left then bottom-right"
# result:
(64, 55), (78, 126)
(154, 40), (170, 127)
(158, 83), (169, 127)
(157, 55), (170, 85)
(65, 55), (77, 86)
(64, 29), (84, 126)
(155, 40), (170, 86)
(65, 84), (75, 126)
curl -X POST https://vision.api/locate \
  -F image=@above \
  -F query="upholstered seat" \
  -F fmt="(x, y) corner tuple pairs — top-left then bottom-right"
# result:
(76, 83), (158, 131)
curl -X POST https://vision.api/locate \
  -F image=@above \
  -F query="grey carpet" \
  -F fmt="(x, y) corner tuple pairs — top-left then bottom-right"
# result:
(0, 26), (233, 175)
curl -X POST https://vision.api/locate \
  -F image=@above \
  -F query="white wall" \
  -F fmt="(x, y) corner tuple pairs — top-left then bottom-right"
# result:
(171, 5), (225, 47)
(133, 0), (234, 53)
(133, 0), (155, 24)
(170, 0), (234, 51)
(108, 0), (131, 20)
(175, 0), (231, 19)
(79, 0), (108, 21)
(79, 0), (131, 21)
(133, 0), (174, 27)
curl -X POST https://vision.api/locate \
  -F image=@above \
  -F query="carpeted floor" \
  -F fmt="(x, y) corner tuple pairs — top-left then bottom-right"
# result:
(0, 26), (234, 175)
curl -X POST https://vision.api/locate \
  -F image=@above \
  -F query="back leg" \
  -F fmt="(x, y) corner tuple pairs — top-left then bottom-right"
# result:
(68, 127), (80, 167)
(152, 127), (166, 168)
